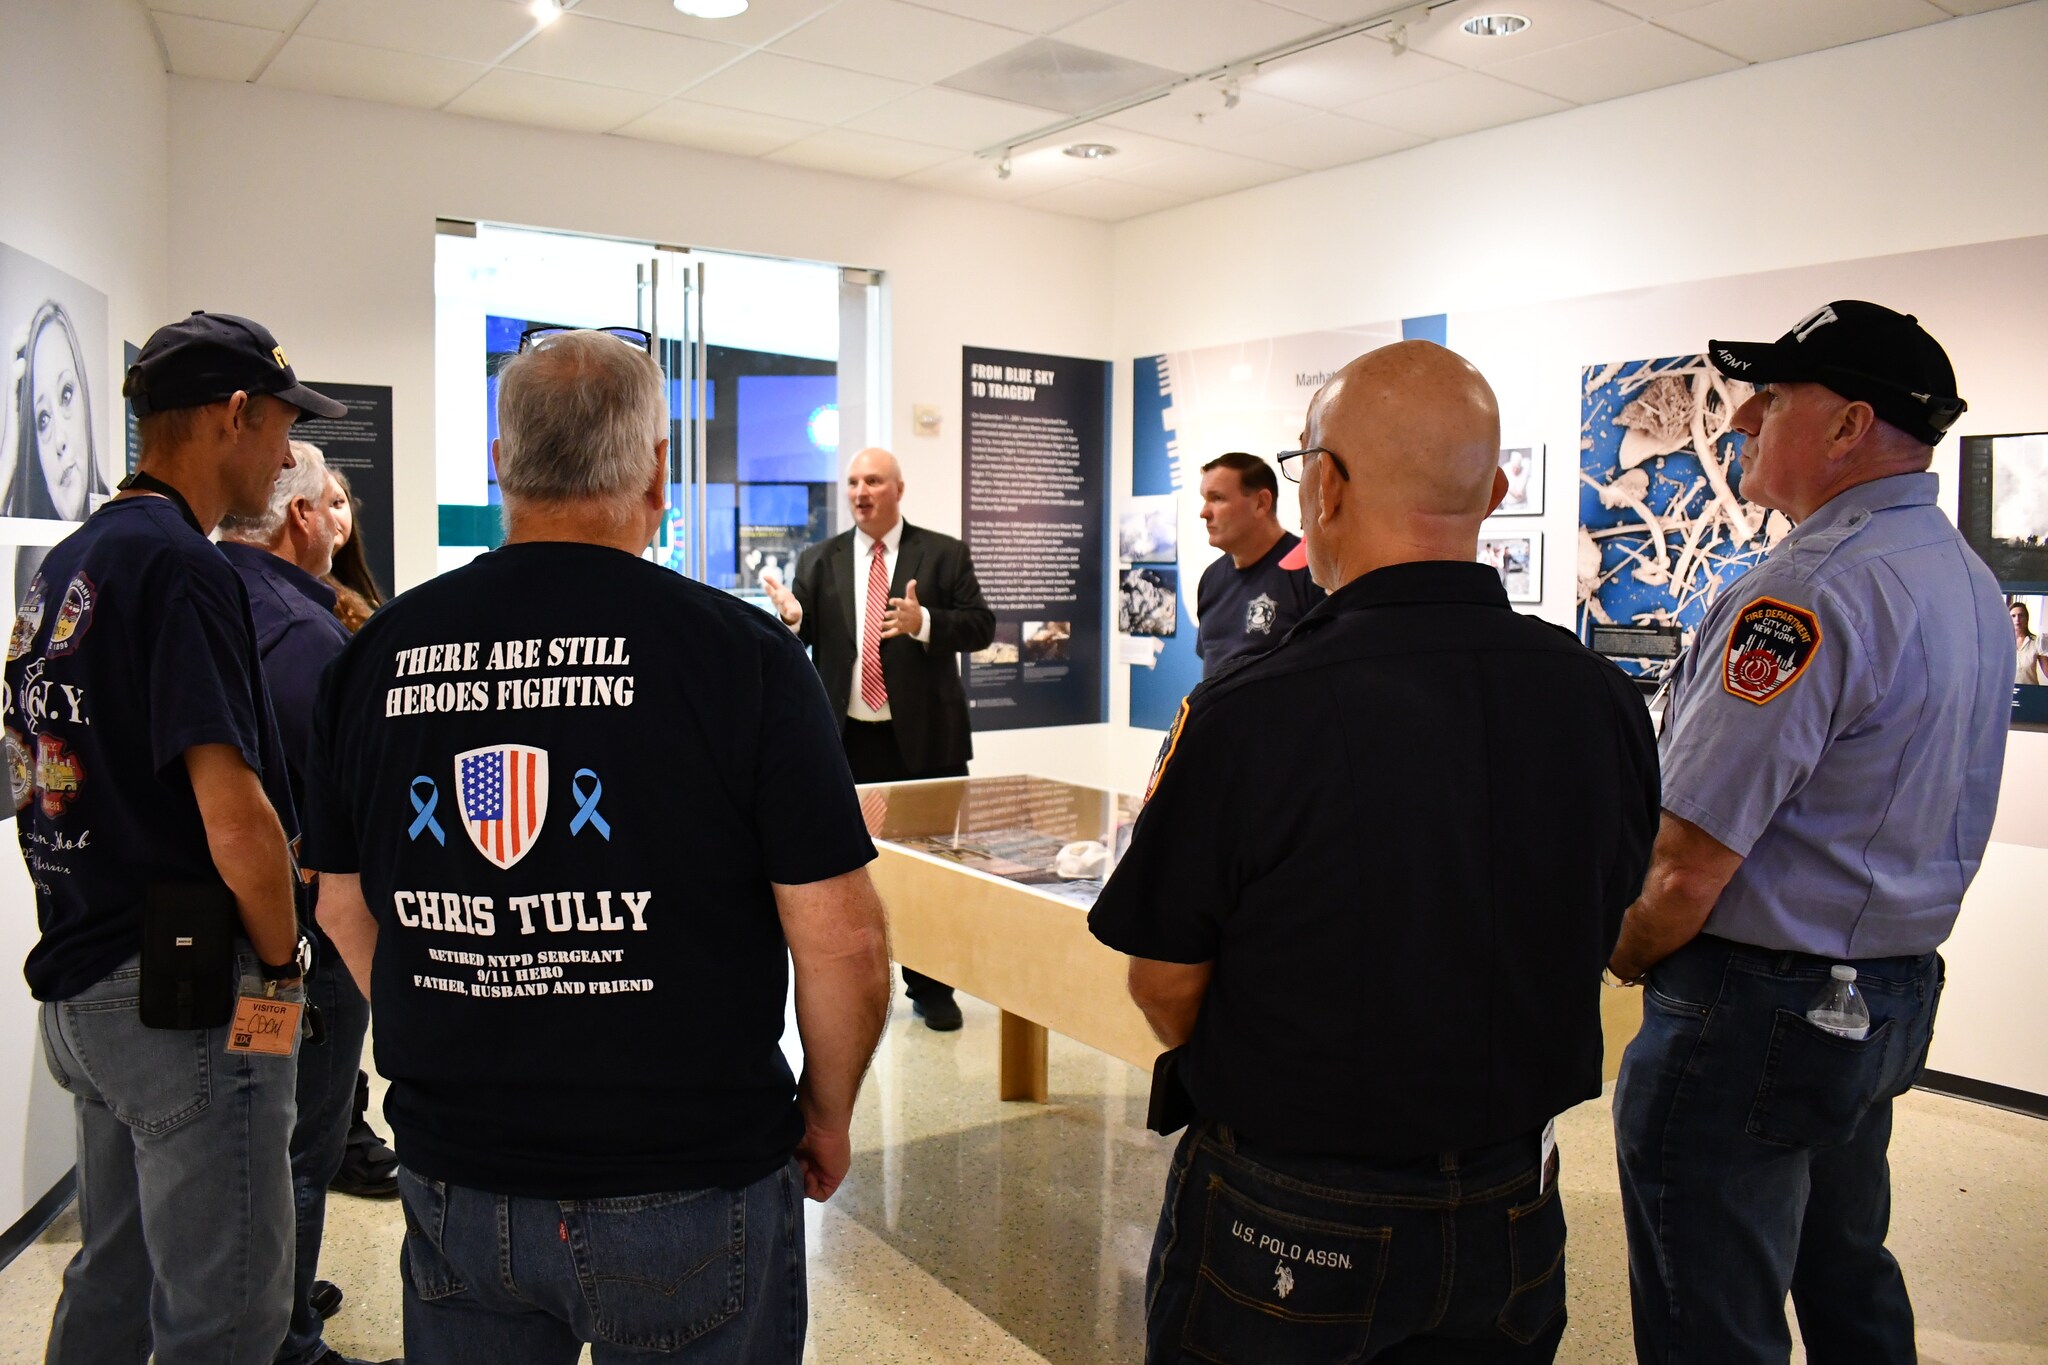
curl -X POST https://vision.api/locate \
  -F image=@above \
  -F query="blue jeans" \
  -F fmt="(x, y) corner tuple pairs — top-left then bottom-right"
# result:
(279, 960), (372, 1365)
(1613, 934), (1943, 1364)
(1144, 1121), (1568, 1362)
(38, 951), (298, 1365)
(397, 1161), (808, 1363)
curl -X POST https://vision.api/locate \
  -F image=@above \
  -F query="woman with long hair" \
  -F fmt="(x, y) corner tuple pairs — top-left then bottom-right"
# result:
(7, 299), (107, 520)
(321, 468), (385, 634)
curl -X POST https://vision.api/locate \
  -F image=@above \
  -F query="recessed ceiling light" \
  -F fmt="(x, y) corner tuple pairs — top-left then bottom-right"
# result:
(530, 0), (561, 21)
(1063, 142), (1118, 159)
(675, 0), (749, 16)
(1462, 13), (1530, 37)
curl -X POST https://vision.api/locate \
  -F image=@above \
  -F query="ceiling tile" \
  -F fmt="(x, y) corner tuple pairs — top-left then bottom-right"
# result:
(1927, 0), (2030, 12)
(1401, 0), (1640, 69)
(1264, 0), (1397, 18)
(504, 13), (739, 94)
(682, 52), (917, 122)
(1054, 0), (1329, 76)
(615, 99), (825, 155)
(1249, 32), (1461, 109)
(445, 67), (663, 133)
(770, 0), (1028, 84)
(903, 0), (1126, 34)
(766, 129), (959, 178)
(295, 0), (536, 64)
(843, 88), (1054, 151)
(1212, 108), (1425, 169)
(1343, 70), (1571, 138)
(572, 0), (838, 47)
(900, 152), (1082, 201)
(1100, 84), (1316, 146)
(1109, 146), (1297, 196)
(1594, 0), (1720, 15)
(1017, 177), (1192, 220)
(1659, 0), (1951, 63)
(150, 0), (302, 30)
(152, 12), (281, 80)
(1020, 119), (1192, 169)
(260, 34), (486, 106)
(940, 37), (1180, 114)
(1484, 22), (1740, 103)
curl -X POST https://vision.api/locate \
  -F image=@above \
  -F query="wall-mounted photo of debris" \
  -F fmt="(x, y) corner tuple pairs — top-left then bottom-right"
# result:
(1578, 354), (1791, 676)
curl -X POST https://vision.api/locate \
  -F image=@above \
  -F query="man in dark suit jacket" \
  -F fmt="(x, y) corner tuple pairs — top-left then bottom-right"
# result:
(763, 447), (995, 1030)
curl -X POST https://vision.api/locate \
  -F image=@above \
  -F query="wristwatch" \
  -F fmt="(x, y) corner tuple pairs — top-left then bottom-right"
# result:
(1602, 966), (1641, 989)
(259, 934), (314, 982)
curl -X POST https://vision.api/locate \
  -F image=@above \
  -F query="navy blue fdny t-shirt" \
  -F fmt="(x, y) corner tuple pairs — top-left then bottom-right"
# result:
(7, 497), (294, 1001)
(302, 541), (877, 1198)
(1194, 532), (1324, 677)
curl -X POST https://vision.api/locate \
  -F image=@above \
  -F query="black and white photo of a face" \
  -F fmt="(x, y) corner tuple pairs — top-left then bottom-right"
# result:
(30, 316), (92, 521)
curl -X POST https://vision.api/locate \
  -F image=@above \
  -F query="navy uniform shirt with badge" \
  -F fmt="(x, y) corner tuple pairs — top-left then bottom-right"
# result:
(1659, 471), (2012, 959)
(1092, 561), (1659, 1158)
(301, 541), (877, 1199)
(1194, 531), (1324, 677)
(6, 497), (294, 1001)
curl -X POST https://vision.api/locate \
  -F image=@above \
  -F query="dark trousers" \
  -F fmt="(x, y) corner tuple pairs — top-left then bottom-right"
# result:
(841, 718), (965, 1005)
(1613, 934), (1943, 1364)
(1145, 1121), (1568, 1363)
(278, 961), (372, 1364)
(396, 1163), (806, 1362)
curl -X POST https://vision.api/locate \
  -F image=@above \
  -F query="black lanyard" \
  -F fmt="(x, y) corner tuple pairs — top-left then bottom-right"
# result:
(115, 471), (204, 536)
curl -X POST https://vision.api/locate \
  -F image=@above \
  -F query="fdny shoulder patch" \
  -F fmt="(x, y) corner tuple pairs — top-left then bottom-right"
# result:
(1721, 595), (1821, 705)
(1144, 697), (1190, 803)
(47, 574), (97, 658)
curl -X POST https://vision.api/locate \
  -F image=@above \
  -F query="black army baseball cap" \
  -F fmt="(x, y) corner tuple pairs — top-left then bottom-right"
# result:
(1707, 300), (1965, 445)
(122, 311), (347, 420)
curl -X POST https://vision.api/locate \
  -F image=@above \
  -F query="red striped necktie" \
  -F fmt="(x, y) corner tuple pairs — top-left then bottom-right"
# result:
(860, 538), (888, 710)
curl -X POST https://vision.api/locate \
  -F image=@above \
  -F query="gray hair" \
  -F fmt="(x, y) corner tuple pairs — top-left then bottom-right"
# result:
(495, 331), (666, 510)
(220, 440), (330, 543)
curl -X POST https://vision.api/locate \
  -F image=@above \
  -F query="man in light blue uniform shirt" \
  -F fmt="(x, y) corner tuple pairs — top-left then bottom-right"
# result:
(1606, 301), (2010, 1364)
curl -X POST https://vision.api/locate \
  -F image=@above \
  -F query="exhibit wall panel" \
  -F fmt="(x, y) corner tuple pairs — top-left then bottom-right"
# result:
(0, 0), (172, 1227)
(163, 78), (1125, 790)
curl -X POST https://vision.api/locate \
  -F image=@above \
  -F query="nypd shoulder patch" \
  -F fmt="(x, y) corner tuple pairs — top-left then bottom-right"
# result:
(1721, 595), (1821, 705)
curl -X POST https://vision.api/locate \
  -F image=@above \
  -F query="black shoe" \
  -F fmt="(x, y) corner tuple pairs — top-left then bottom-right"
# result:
(911, 995), (963, 1031)
(309, 1279), (343, 1320)
(329, 1139), (400, 1199)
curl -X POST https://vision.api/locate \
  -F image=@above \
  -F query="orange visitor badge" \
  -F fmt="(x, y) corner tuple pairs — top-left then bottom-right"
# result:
(226, 996), (302, 1057)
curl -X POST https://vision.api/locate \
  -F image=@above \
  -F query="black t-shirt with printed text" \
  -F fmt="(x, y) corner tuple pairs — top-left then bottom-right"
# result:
(302, 541), (876, 1198)
(8, 497), (294, 1001)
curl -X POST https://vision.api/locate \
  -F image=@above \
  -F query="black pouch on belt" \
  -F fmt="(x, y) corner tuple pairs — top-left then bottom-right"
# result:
(1147, 1046), (1198, 1137)
(138, 880), (239, 1030)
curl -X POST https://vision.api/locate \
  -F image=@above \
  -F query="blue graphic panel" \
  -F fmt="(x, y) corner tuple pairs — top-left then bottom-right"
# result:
(738, 374), (838, 483)
(1129, 354), (1203, 730)
(1401, 313), (1449, 346)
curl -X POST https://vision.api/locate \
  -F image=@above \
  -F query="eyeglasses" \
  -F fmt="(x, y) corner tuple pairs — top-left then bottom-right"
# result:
(518, 325), (655, 355)
(1276, 446), (1350, 483)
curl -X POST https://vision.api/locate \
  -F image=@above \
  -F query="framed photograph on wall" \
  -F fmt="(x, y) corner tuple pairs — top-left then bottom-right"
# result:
(1479, 533), (1543, 604)
(1495, 445), (1544, 516)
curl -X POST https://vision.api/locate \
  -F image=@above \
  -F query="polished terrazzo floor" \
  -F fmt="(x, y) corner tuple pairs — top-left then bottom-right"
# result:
(3, 990), (2045, 1363)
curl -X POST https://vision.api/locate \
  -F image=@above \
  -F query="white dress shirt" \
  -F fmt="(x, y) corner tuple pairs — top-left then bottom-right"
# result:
(847, 519), (931, 722)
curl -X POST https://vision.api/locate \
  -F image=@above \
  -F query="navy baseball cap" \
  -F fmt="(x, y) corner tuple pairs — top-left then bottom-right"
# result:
(122, 311), (346, 420)
(1707, 300), (1965, 445)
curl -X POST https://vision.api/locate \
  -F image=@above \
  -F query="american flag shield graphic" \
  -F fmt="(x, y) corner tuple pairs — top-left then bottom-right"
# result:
(454, 745), (549, 870)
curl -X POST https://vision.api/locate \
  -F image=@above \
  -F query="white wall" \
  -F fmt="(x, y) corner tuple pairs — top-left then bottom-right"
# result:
(164, 76), (1128, 786)
(0, 0), (171, 1225)
(1105, 1), (2048, 1095)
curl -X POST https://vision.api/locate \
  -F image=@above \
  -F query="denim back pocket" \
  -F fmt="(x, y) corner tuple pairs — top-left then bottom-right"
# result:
(397, 1171), (468, 1302)
(564, 1187), (746, 1352)
(59, 989), (213, 1137)
(1747, 1011), (1896, 1148)
(1180, 1175), (1392, 1365)
(1498, 1177), (1567, 1345)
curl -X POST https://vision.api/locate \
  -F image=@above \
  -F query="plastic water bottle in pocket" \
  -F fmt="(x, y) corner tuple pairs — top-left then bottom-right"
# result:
(1806, 964), (1871, 1040)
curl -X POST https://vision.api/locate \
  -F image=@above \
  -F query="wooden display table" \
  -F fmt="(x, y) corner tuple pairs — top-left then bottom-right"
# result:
(858, 774), (1640, 1103)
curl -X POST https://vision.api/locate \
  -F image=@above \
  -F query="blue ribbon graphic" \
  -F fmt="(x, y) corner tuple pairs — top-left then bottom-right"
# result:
(570, 768), (610, 840)
(408, 776), (445, 845)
